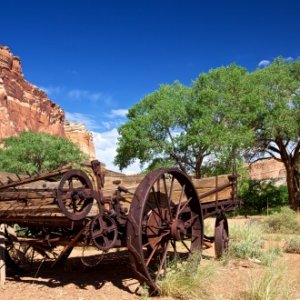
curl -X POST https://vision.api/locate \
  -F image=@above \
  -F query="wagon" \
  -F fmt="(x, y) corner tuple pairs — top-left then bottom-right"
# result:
(0, 160), (238, 294)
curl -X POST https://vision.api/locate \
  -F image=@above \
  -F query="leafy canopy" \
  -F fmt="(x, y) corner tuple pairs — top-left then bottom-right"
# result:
(114, 81), (213, 176)
(0, 131), (86, 174)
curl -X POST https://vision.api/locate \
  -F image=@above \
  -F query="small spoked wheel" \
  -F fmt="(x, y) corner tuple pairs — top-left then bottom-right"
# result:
(56, 170), (94, 221)
(214, 213), (229, 258)
(90, 214), (118, 251)
(6, 241), (72, 272)
(127, 168), (203, 294)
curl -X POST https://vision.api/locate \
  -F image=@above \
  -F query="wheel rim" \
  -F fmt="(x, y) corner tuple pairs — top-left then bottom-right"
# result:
(127, 168), (203, 293)
(56, 170), (94, 221)
(214, 214), (229, 258)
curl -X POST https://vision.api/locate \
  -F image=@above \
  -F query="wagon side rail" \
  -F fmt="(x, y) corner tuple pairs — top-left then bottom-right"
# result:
(199, 175), (239, 219)
(0, 164), (73, 191)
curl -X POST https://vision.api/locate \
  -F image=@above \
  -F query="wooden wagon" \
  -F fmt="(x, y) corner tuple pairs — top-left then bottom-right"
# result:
(0, 160), (238, 294)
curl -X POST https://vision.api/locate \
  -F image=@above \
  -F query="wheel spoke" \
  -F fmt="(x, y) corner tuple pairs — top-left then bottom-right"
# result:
(177, 196), (193, 216)
(180, 240), (192, 253)
(151, 187), (163, 219)
(175, 184), (186, 219)
(155, 240), (170, 280)
(168, 175), (175, 200)
(68, 178), (74, 191)
(145, 243), (159, 267)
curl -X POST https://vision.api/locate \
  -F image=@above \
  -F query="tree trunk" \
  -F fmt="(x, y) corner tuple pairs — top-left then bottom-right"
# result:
(194, 159), (202, 179)
(285, 163), (299, 211)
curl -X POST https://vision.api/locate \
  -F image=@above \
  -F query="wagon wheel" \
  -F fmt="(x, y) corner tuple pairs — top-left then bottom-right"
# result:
(127, 168), (203, 294)
(214, 213), (229, 258)
(56, 170), (94, 221)
(6, 241), (72, 272)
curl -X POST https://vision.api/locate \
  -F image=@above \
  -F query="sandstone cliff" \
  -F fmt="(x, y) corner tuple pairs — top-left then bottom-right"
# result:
(64, 121), (95, 159)
(0, 46), (64, 138)
(0, 45), (95, 159)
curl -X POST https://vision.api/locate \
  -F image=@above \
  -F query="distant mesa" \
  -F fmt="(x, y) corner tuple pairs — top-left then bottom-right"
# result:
(0, 45), (95, 159)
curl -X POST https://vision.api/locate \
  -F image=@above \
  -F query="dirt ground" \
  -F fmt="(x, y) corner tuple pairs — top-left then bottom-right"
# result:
(1, 217), (300, 300)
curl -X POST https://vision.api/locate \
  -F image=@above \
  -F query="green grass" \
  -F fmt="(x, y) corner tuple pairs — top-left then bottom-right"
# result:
(244, 262), (295, 300)
(157, 254), (216, 300)
(223, 222), (283, 266)
(263, 207), (300, 234)
(227, 222), (264, 260)
(284, 236), (300, 254)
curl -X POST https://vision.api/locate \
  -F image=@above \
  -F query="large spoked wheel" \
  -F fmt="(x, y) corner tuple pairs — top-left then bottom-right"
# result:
(56, 170), (94, 221)
(127, 168), (203, 294)
(214, 213), (229, 258)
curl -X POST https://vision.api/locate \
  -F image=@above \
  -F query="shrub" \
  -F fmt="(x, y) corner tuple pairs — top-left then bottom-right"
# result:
(284, 236), (300, 254)
(226, 223), (282, 265)
(228, 223), (264, 260)
(263, 207), (300, 234)
(238, 179), (289, 215)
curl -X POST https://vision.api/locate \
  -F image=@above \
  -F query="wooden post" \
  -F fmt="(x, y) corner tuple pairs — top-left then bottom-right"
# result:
(0, 223), (6, 286)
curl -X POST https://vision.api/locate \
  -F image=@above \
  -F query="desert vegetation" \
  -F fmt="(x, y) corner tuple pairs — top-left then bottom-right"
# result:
(142, 207), (300, 300)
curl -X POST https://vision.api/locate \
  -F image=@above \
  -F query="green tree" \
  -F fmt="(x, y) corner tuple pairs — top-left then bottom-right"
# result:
(115, 68), (252, 178)
(191, 64), (254, 175)
(114, 81), (212, 177)
(0, 131), (86, 174)
(246, 58), (300, 210)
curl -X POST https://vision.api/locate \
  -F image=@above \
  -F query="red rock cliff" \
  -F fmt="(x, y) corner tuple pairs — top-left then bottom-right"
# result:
(0, 45), (65, 138)
(0, 45), (95, 159)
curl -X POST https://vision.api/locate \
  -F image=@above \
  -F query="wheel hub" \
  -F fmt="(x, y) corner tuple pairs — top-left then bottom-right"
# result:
(171, 219), (186, 241)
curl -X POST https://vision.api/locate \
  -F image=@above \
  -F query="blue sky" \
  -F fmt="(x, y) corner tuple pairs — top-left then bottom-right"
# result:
(1, 0), (300, 172)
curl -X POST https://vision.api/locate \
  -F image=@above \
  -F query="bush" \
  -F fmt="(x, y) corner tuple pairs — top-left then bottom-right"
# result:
(238, 179), (289, 215)
(226, 223), (282, 265)
(284, 236), (300, 254)
(263, 207), (300, 234)
(228, 223), (264, 260)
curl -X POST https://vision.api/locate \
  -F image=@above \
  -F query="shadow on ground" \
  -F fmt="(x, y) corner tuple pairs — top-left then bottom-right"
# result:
(5, 250), (139, 295)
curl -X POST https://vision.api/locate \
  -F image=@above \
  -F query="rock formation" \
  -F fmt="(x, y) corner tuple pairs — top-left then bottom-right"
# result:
(248, 158), (286, 186)
(0, 46), (65, 138)
(64, 121), (95, 159)
(0, 45), (95, 159)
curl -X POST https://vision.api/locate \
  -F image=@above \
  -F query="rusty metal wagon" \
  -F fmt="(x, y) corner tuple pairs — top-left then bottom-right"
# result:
(0, 160), (238, 294)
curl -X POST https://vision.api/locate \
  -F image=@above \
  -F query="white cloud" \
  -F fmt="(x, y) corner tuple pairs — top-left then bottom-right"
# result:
(109, 109), (128, 118)
(92, 129), (142, 174)
(39, 85), (63, 96)
(67, 89), (113, 104)
(285, 56), (293, 62)
(258, 60), (271, 67)
(65, 112), (101, 130)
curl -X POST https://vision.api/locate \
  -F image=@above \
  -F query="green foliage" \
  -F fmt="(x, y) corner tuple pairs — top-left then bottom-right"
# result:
(115, 58), (300, 208)
(247, 58), (300, 209)
(225, 222), (283, 266)
(238, 180), (289, 215)
(0, 131), (85, 174)
(192, 64), (254, 152)
(114, 81), (212, 177)
(284, 236), (300, 254)
(228, 223), (265, 260)
(245, 262), (295, 300)
(263, 207), (300, 234)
